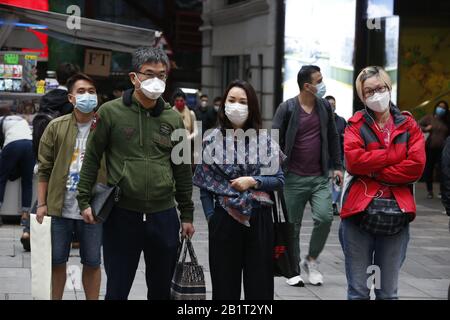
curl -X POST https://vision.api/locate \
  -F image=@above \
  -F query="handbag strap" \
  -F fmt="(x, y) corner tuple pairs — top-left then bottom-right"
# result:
(270, 191), (280, 224)
(275, 190), (289, 222)
(180, 237), (199, 265)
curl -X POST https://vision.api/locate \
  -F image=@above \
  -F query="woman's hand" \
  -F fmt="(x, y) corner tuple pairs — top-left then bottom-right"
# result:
(230, 177), (258, 192)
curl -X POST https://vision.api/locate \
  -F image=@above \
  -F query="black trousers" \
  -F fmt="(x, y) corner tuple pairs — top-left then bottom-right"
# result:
(103, 206), (180, 300)
(208, 205), (274, 300)
(424, 147), (443, 192)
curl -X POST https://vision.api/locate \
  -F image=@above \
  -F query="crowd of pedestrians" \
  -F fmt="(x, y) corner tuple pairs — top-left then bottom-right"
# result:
(1, 46), (444, 301)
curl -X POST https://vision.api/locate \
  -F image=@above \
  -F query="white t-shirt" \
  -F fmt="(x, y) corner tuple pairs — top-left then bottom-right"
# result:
(0, 115), (32, 148)
(61, 121), (92, 220)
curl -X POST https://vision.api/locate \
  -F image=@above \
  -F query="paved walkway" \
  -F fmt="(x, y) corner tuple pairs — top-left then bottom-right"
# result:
(0, 183), (449, 300)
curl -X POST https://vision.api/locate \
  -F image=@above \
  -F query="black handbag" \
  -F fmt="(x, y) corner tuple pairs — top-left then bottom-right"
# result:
(170, 237), (206, 300)
(90, 183), (120, 223)
(271, 191), (297, 279)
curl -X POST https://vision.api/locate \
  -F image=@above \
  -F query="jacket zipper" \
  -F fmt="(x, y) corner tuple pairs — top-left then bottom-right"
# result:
(366, 119), (410, 213)
(367, 120), (408, 148)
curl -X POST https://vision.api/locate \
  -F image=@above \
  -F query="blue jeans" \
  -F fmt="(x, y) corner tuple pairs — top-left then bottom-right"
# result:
(339, 217), (409, 300)
(51, 216), (103, 267)
(0, 140), (35, 212)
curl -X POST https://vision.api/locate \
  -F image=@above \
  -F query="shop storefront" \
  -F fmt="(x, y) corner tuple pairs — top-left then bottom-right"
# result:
(0, 2), (159, 216)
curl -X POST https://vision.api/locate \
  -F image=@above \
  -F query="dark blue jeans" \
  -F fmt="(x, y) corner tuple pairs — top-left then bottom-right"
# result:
(0, 140), (35, 212)
(103, 206), (180, 300)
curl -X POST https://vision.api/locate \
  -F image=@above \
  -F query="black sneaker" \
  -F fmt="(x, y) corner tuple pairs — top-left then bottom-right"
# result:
(333, 203), (339, 216)
(427, 192), (434, 199)
(21, 235), (31, 252)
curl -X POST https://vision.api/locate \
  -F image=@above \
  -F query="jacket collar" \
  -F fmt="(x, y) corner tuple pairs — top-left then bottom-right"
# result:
(350, 104), (407, 128)
(122, 88), (165, 117)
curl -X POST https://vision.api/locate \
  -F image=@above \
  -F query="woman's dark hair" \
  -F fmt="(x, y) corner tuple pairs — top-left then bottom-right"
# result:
(434, 100), (450, 128)
(218, 79), (262, 131)
(434, 100), (449, 113)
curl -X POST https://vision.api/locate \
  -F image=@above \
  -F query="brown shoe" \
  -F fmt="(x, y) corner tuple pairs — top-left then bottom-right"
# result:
(71, 241), (80, 249)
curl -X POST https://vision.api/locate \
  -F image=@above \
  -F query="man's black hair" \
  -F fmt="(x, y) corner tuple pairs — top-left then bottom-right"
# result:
(297, 65), (321, 90)
(66, 73), (95, 93)
(172, 89), (186, 101)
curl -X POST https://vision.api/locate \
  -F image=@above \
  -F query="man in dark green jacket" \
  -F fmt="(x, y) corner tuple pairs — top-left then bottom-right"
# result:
(77, 47), (194, 300)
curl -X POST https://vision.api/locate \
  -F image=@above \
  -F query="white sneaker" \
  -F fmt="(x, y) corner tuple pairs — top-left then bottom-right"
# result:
(286, 275), (305, 287)
(301, 258), (323, 286)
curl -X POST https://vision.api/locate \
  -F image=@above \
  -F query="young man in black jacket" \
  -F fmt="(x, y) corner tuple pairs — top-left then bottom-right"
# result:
(272, 65), (342, 287)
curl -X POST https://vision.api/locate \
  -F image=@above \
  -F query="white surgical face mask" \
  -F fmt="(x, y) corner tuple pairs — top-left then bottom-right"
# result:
(134, 73), (166, 100)
(366, 91), (390, 113)
(225, 102), (248, 126)
(201, 101), (208, 108)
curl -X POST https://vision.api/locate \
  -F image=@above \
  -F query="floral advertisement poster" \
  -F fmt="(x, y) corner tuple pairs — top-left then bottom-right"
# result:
(399, 22), (450, 118)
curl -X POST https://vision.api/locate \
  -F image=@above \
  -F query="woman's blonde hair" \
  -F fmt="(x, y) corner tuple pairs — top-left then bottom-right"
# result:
(355, 66), (392, 103)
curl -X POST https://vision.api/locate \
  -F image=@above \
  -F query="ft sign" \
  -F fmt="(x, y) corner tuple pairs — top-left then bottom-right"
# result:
(84, 49), (111, 77)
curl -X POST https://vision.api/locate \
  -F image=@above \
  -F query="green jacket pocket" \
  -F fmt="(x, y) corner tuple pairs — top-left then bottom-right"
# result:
(119, 158), (174, 201)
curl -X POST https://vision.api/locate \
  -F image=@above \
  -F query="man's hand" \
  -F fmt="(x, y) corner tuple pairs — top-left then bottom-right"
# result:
(36, 205), (48, 224)
(333, 170), (344, 186)
(230, 177), (258, 192)
(181, 222), (195, 239)
(81, 207), (96, 224)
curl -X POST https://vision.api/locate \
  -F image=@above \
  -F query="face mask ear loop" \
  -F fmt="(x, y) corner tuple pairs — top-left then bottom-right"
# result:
(133, 73), (142, 91)
(364, 105), (382, 132)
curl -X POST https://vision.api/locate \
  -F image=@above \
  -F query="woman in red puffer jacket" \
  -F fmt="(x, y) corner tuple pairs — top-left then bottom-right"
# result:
(339, 66), (426, 300)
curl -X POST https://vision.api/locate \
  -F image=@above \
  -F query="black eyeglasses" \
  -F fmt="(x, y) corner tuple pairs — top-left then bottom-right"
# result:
(136, 71), (167, 81)
(364, 85), (388, 98)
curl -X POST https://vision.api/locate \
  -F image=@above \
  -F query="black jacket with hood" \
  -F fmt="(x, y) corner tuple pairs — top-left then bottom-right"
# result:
(32, 89), (74, 157)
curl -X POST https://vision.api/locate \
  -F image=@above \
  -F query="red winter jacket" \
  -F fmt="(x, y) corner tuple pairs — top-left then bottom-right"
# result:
(341, 107), (426, 220)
